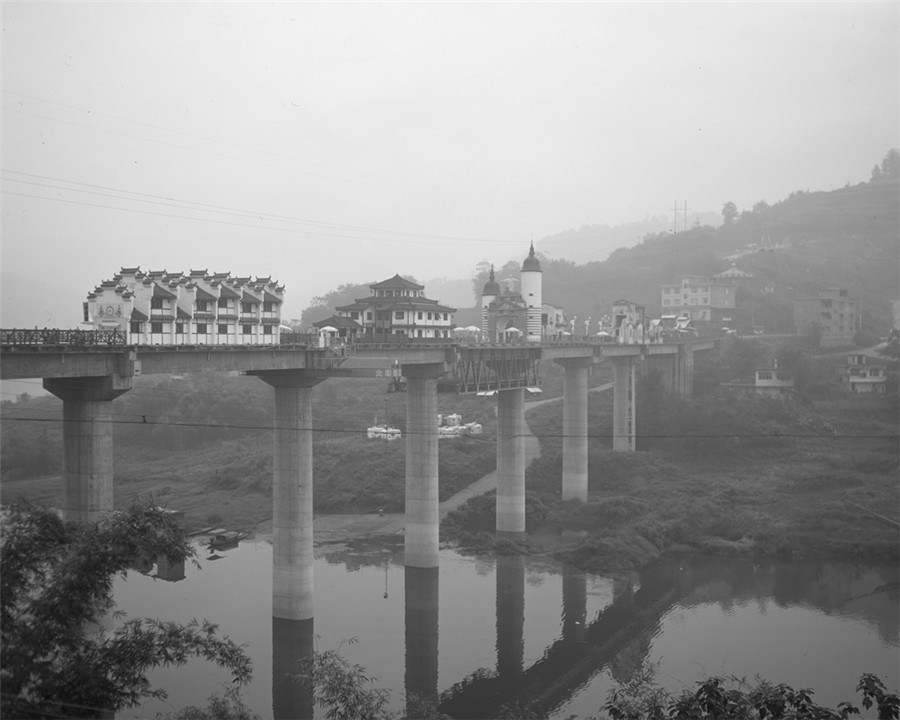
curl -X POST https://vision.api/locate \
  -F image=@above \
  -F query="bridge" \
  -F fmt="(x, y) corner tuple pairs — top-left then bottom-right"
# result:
(1, 328), (712, 623)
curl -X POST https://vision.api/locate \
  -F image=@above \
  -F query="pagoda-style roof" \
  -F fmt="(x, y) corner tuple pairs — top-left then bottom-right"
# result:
(195, 287), (217, 302)
(370, 274), (424, 291)
(336, 295), (456, 313)
(218, 284), (242, 299)
(131, 308), (149, 322)
(314, 315), (362, 330)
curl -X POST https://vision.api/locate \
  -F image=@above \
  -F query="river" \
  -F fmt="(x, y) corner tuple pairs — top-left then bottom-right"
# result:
(113, 537), (898, 719)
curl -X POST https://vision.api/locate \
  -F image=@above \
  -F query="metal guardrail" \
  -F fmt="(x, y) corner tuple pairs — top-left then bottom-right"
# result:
(0, 328), (127, 346)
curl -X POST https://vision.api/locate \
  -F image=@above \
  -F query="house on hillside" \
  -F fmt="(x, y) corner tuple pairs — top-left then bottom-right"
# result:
(660, 274), (736, 324)
(843, 353), (887, 394)
(793, 286), (859, 348)
(722, 361), (794, 398)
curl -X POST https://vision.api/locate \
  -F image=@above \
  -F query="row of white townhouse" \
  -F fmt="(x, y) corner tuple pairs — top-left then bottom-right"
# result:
(85, 267), (285, 345)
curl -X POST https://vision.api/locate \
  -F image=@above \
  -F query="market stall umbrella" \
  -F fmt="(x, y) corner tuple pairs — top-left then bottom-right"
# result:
(504, 327), (523, 334)
(465, 326), (481, 332)
(318, 326), (338, 333)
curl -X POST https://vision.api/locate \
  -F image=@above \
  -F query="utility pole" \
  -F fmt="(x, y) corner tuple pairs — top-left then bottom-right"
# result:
(672, 201), (679, 234)
(683, 201), (688, 232)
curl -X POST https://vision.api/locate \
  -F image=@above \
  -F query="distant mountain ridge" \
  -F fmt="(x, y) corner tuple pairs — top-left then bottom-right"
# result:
(537, 211), (721, 265)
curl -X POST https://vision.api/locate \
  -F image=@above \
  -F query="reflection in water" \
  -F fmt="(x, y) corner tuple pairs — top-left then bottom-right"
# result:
(114, 542), (898, 719)
(561, 565), (586, 645)
(272, 617), (314, 720)
(405, 566), (439, 714)
(496, 554), (525, 686)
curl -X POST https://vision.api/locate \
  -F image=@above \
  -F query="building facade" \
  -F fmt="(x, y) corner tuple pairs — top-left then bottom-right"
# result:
(844, 353), (887, 394)
(660, 274), (736, 323)
(85, 267), (284, 345)
(335, 275), (456, 339)
(794, 287), (859, 348)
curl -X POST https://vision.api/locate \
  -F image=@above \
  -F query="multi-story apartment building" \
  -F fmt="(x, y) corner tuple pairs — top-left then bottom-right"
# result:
(794, 286), (859, 348)
(335, 275), (456, 339)
(85, 267), (284, 345)
(660, 274), (736, 323)
(844, 353), (887, 394)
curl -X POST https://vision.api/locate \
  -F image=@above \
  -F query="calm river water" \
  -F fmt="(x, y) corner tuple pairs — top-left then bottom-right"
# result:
(113, 537), (898, 719)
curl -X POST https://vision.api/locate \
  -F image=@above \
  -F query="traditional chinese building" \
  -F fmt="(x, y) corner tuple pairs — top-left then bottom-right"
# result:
(84, 267), (284, 345)
(334, 275), (456, 339)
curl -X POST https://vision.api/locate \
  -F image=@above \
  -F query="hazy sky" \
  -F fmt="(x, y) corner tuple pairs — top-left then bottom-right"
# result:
(2, 1), (898, 326)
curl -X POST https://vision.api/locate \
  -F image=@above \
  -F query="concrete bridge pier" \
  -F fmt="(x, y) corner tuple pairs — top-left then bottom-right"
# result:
(254, 371), (324, 621)
(403, 363), (444, 568)
(496, 387), (526, 535)
(555, 357), (592, 502)
(674, 344), (695, 396)
(44, 374), (133, 522)
(609, 356), (638, 452)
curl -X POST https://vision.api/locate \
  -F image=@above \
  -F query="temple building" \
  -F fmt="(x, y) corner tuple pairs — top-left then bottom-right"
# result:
(334, 275), (456, 339)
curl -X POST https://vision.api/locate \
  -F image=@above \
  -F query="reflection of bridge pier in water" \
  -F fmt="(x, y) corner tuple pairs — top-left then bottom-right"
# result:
(562, 564), (587, 645)
(405, 566), (439, 714)
(272, 617), (314, 720)
(496, 554), (525, 687)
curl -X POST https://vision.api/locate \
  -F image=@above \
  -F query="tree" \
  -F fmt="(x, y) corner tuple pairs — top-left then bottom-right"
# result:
(1, 501), (253, 719)
(880, 148), (899, 180)
(722, 201), (739, 225)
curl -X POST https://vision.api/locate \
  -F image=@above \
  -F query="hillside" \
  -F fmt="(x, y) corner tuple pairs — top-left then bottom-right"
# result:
(471, 166), (899, 338)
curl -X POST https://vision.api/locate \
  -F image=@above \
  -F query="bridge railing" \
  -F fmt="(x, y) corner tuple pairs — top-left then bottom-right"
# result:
(0, 328), (128, 347)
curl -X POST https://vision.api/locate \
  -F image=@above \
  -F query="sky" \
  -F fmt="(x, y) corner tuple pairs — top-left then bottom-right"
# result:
(2, 1), (898, 328)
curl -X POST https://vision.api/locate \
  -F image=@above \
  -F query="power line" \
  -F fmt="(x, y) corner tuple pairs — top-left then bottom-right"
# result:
(2, 169), (517, 244)
(3, 414), (895, 441)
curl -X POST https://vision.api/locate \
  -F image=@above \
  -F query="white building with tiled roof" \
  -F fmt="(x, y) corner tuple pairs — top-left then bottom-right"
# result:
(334, 274), (456, 338)
(84, 267), (284, 345)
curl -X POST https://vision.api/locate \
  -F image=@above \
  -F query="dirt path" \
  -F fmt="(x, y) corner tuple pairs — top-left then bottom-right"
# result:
(304, 382), (613, 542)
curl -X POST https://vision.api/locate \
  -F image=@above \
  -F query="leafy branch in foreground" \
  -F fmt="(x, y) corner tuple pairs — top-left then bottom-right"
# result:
(601, 662), (899, 720)
(1, 501), (252, 719)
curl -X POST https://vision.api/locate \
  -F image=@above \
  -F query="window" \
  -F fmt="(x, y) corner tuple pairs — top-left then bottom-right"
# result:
(263, 325), (273, 335)
(350, 311), (359, 319)
(427, 312), (432, 320)
(175, 323), (184, 334)
(151, 297), (163, 310)
(130, 322), (142, 334)
(241, 302), (254, 314)
(197, 323), (207, 334)
(151, 322), (163, 333)
(217, 297), (228, 309)
(196, 300), (209, 312)
(218, 324), (228, 335)
(417, 311), (422, 320)
(366, 312), (373, 320)
(395, 311), (404, 319)
(263, 301), (274, 313)
(242, 325), (252, 335)
(757, 371), (772, 380)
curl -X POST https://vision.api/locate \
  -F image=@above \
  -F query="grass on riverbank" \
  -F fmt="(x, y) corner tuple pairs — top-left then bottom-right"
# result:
(443, 391), (899, 573)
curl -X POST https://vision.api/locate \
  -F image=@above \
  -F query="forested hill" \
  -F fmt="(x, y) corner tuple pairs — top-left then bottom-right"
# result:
(300, 153), (898, 336)
(535, 173), (899, 334)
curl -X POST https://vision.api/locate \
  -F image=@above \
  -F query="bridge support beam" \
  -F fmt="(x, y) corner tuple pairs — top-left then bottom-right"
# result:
(403, 363), (444, 568)
(674, 344), (695, 397)
(496, 387), (526, 535)
(609, 356), (638, 452)
(44, 374), (132, 522)
(254, 371), (324, 621)
(555, 357), (592, 502)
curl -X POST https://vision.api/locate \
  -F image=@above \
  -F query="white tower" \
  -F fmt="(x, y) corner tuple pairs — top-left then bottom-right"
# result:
(520, 242), (543, 341)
